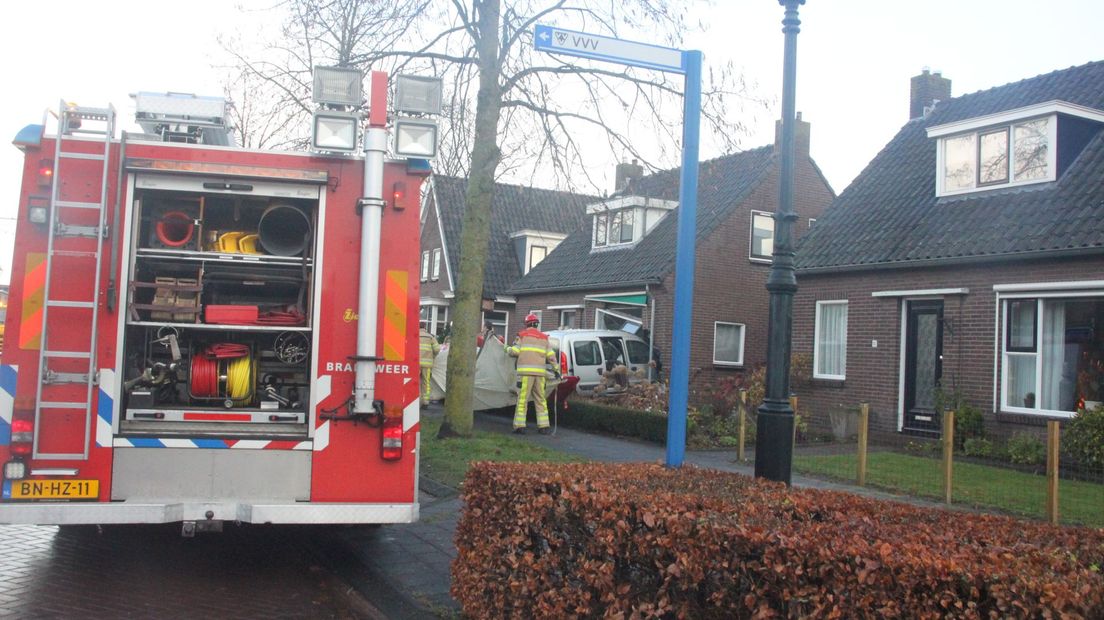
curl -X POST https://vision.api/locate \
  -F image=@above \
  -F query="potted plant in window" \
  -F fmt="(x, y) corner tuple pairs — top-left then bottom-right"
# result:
(1077, 354), (1104, 410)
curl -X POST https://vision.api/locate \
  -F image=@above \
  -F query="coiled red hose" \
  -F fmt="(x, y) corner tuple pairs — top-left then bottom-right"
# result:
(155, 211), (195, 248)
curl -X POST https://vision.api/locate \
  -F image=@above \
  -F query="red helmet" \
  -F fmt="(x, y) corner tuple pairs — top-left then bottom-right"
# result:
(524, 313), (540, 326)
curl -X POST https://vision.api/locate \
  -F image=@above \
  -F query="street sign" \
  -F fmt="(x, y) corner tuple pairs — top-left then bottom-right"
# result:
(533, 24), (686, 74)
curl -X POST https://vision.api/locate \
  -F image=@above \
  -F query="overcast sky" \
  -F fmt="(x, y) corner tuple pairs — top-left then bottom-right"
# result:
(1, 0), (1101, 283)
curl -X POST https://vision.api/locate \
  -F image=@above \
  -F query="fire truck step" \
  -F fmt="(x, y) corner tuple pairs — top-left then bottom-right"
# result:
(43, 350), (92, 358)
(38, 401), (87, 410)
(54, 200), (104, 210)
(59, 151), (106, 161)
(46, 300), (95, 309)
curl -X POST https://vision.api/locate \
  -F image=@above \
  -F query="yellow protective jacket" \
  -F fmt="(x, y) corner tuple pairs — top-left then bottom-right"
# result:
(419, 329), (440, 368)
(507, 327), (555, 376)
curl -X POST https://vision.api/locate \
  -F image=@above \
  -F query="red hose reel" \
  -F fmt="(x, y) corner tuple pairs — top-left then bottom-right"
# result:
(155, 211), (195, 248)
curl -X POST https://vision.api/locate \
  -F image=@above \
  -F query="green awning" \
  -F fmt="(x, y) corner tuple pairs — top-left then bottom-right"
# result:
(585, 292), (647, 306)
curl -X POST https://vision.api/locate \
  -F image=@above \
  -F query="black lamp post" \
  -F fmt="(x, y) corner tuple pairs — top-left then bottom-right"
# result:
(755, 0), (805, 484)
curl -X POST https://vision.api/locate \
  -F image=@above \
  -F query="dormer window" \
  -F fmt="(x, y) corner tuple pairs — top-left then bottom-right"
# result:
(928, 100), (1104, 197)
(587, 195), (677, 252)
(510, 229), (566, 274)
(941, 117), (1051, 194)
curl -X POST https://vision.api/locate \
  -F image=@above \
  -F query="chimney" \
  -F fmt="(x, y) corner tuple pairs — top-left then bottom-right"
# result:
(910, 68), (951, 120)
(614, 159), (644, 193)
(774, 112), (811, 158)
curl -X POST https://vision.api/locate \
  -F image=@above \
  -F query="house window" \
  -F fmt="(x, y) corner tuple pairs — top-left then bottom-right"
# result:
(713, 322), (745, 366)
(529, 245), (547, 271)
(808, 218), (816, 228)
(592, 209), (636, 249)
(559, 309), (576, 329)
(431, 248), (442, 281)
(482, 310), (508, 340)
(594, 213), (608, 247)
(814, 300), (848, 379)
(420, 305), (449, 338)
(596, 307), (643, 333)
(1001, 296), (1104, 416)
(619, 209), (634, 242)
(750, 211), (774, 261)
(939, 116), (1053, 195)
(420, 251), (430, 282)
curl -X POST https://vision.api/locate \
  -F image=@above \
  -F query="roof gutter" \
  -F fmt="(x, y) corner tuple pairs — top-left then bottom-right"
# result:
(508, 277), (661, 296)
(797, 246), (1104, 276)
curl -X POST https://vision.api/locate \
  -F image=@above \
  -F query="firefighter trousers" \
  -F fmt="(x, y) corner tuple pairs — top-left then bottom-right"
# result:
(514, 375), (549, 429)
(420, 367), (432, 405)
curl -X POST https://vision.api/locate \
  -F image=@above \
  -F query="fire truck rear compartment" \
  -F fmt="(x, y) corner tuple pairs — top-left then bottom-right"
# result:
(119, 180), (319, 440)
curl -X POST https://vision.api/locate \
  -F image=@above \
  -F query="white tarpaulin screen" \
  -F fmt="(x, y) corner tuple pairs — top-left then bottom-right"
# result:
(428, 336), (560, 410)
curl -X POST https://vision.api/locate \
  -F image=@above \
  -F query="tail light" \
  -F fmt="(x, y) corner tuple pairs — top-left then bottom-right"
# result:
(37, 159), (54, 187)
(10, 418), (33, 457)
(381, 416), (403, 461)
(560, 351), (568, 375)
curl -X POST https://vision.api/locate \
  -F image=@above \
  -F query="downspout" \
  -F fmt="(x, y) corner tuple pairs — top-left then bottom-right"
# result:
(647, 284), (656, 382)
(353, 72), (388, 415)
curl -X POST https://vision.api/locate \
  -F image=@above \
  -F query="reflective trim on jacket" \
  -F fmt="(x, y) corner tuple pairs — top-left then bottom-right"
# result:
(507, 328), (554, 376)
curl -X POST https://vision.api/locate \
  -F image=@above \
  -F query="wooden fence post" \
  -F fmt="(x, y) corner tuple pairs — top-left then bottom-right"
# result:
(943, 410), (955, 505)
(857, 403), (869, 487)
(737, 389), (747, 462)
(789, 395), (799, 445)
(1046, 420), (1060, 525)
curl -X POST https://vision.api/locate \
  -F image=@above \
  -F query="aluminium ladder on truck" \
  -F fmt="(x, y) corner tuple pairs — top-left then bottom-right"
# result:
(32, 102), (115, 460)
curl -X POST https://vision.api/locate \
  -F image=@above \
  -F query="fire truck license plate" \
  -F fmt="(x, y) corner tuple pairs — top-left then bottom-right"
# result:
(11, 479), (99, 500)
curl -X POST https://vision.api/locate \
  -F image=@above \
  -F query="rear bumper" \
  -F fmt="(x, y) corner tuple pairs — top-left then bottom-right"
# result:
(0, 501), (418, 525)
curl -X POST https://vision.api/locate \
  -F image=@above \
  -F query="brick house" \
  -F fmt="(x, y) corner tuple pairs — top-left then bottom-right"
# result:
(793, 62), (1104, 440)
(509, 120), (834, 387)
(418, 175), (592, 338)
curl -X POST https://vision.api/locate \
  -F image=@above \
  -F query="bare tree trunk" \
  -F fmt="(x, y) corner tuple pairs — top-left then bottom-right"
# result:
(439, 0), (502, 438)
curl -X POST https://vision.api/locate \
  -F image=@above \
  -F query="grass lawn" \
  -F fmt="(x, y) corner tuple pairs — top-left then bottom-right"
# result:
(794, 451), (1104, 527)
(419, 415), (584, 489)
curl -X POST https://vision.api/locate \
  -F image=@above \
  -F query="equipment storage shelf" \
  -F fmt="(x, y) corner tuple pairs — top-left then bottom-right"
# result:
(120, 175), (319, 434)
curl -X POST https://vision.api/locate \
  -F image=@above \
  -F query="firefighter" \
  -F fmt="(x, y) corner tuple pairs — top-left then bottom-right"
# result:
(506, 313), (555, 434)
(419, 326), (441, 406)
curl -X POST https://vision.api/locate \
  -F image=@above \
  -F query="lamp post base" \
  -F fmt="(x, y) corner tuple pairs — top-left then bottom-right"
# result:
(754, 406), (794, 484)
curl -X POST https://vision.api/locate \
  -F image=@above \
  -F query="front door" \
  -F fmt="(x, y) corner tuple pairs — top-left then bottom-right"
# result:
(904, 300), (944, 433)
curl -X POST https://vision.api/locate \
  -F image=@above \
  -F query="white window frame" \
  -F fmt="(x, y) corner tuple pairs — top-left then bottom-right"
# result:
(935, 114), (1058, 197)
(749, 210), (774, 263)
(430, 248), (441, 281)
(712, 321), (746, 367)
(996, 287), (1104, 419)
(528, 245), (547, 271)
(420, 250), (430, 282)
(481, 310), (509, 340)
(813, 300), (848, 380)
(558, 308), (577, 329)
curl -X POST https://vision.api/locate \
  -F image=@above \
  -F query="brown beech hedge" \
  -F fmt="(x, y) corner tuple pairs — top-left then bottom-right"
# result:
(451, 462), (1104, 619)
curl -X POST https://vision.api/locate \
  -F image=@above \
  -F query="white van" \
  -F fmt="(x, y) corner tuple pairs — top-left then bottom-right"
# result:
(546, 329), (654, 394)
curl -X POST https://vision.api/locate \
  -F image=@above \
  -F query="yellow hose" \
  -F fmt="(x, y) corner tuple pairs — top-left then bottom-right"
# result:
(226, 355), (253, 402)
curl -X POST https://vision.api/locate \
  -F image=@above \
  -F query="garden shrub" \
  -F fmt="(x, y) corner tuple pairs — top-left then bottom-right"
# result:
(962, 437), (994, 458)
(1065, 405), (1104, 468)
(453, 462), (1104, 618)
(955, 402), (985, 446)
(561, 399), (667, 443)
(1007, 432), (1046, 465)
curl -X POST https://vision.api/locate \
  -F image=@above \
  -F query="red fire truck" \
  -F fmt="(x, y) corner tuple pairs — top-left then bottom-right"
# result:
(0, 85), (426, 533)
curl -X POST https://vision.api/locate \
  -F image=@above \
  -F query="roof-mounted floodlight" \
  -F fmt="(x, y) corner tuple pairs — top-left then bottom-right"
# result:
(394, 118), (439, 159)
(395, 75), (443, 115)
(312, 110), (359, 153)
(313, 66), (363, 107)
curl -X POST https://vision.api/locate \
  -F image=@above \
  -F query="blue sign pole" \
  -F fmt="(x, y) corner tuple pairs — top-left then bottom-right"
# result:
(665, 50), (702, 468)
